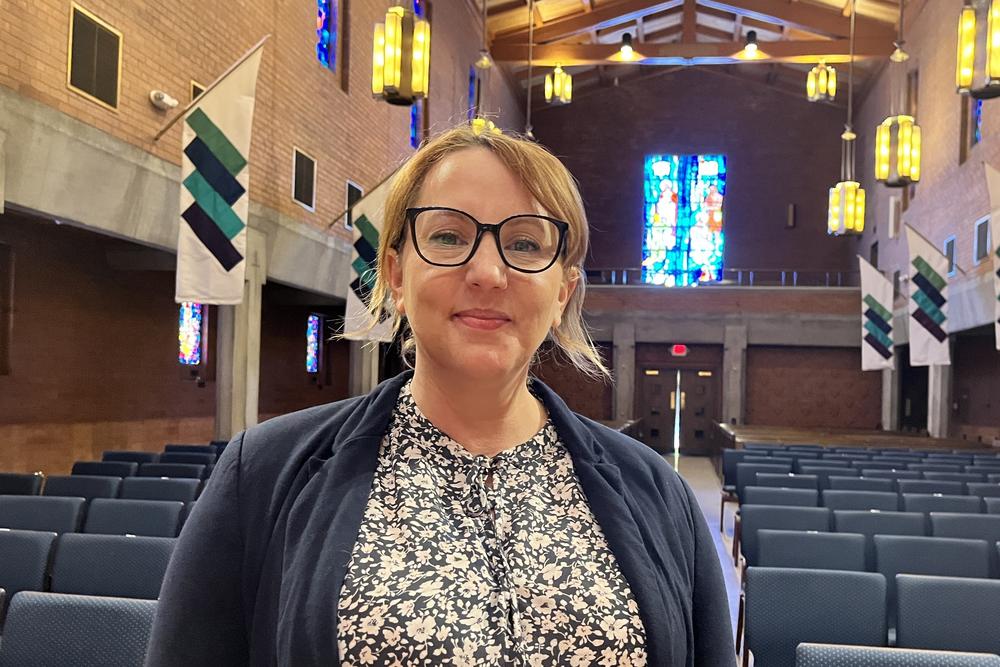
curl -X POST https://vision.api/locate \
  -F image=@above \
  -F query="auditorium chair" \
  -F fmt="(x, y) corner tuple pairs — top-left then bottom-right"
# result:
(929, 513), (1000, 574)
(743, 567), (886, 667)
(757, 529), (866, 572)
(908, 463), (964, 474)
(736, 462), (792, 501)
(897, 479), (966, 496)
(874, 535), (991, 629)
(102, 451), (159, 464)
(742, 487), (818, 507)
(737, 505), (830, 569)
(799, 465), (858, 489)
(179, 501), (197, 530)
(42, 475), (121, 501)
(822, 490), (899, 512)
(796, 642), (1000, 666)
(828, 476), (895, 492)
(861, 470), (921, 482)
(832, 510), (926, 568)
(83, 499), (184, 538)
(0, 592), (156, 667)
(896, 575), (1000, 656)
(0, 472), (43, 496)
(51, 533), (176, 599)
(924, 472), (987, 484)
(120, 477), (200, 503)
(0, 496), (85, 533)
(138, 463), (206, 479)
(0, 529), (56, 620)
(967, 483), (1000, 498)
(901, 493), (983, 514)
(755, 473), (818, 490)
(851, 461), (902, 471)
(71, 461), (138, 478)
(158, 452), (216, 466)
(164, 444), (216, 454)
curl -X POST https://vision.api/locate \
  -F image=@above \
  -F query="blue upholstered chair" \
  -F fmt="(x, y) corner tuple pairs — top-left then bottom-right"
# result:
(796, 642), (1000, 666)
(51, 533), (176, 599)
(0, 591), (157, 667)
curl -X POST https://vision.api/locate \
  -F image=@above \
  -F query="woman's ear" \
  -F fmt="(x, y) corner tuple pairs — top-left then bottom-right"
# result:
(552, 266), (579, 329)
(386, 248), (406, 317)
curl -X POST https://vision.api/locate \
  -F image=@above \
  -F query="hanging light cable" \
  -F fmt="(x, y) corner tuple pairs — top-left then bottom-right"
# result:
(875, 0), (921, 187)
(525, 0), (535, 138)
(474, 0), (493, 70)
(829, 0), (865, 236)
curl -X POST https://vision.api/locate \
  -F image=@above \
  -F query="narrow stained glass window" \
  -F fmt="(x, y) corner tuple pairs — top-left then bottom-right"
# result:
(178, 302), (203, 365)
(306, 314), (321, 373)
(316, 0), (337, 69)
(642, 155), (726, 286)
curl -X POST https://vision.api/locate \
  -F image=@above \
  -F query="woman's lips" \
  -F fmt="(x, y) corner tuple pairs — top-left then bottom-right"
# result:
(453, 313), (510, 331)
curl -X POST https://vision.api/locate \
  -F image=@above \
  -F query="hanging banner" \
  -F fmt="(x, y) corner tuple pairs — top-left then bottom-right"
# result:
(341, 175), (394, 342)
(858, 255), (895, 370)
(174, 40), (265, 304)
(905, 224), (951, 366)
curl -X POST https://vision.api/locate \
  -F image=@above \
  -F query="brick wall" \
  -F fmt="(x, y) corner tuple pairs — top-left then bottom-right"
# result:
(531, 341), (614, 421)
(953, 330), (1000, 442)
(0, 0), (524, 241)
(745, 346), (882, 429)
(530, 66), (860, 273)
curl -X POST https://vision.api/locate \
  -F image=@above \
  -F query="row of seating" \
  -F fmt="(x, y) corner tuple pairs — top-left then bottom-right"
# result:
(794, 643), (1000, 667)
(742, 443), (1000, 459)
(742, 569), (1000, 667)
(0, 530), (174, 609)
(751, 472), (1000, 495)
(0, 495), (196, 537)
(745, 486), (1000, 512)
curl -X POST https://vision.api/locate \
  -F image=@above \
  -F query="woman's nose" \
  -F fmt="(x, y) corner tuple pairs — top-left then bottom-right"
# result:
(464, 233), (508, 289)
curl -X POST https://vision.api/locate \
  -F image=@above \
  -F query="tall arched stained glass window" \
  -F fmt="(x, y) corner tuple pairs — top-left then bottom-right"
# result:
(316, 0), (337, 69)
(306, 314), (322, 373)
(642, 154), (726, 286)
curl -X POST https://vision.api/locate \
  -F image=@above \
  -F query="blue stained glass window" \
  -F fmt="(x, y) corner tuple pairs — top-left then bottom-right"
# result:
(973, 98), (983, 145)
(642, 154), (726, 287)
(410, 102), (422, 148)
(306, 314), (321, 373)
(178, 302), (203, 365)
(468, 67), (478, 120)
(413, 0), (425, 17)
(316, 0), (337, 69)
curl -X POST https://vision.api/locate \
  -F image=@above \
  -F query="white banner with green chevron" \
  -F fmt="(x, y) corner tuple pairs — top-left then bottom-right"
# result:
(342, 175), (394, 342)
(175, 44), (264, 305)
(858, 256), (895, 371)
(905, 224), (951, 366)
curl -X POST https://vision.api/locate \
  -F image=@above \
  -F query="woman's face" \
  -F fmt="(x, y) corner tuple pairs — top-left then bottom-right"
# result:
(387, 147), (578, 382)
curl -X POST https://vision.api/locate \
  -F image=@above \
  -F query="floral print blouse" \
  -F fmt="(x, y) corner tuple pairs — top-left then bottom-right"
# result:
(336, 380), (647, 666)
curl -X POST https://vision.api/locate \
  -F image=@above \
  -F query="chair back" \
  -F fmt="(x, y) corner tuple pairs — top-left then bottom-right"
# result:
(739, 505), (831, 566)
(83, 499), (183, 538)
(758, 529), (866, 571)
(0, 495), (85, 533)
(796, 642), (1000, 666)
(51, 533), (176, 599)
(823, 490), (899, 512)
(896, 574), (1000, 656)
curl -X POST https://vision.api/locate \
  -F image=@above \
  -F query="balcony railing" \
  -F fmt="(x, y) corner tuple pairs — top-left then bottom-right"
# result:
(584, 268), (860, 288)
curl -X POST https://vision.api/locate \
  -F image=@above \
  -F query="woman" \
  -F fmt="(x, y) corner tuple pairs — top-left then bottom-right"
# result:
(146, 125), (734, 666)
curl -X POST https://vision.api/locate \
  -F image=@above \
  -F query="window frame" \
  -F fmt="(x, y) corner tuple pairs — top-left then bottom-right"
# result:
(974, 215), (991, 265)
(944, 234), (957, 277)
(345, 180), (364, 230)
(66, 3), (123, 111)
(292, 147), (317, 212)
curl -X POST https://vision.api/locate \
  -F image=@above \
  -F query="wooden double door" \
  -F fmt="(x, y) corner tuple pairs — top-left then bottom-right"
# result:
(638, 366), (721, 456)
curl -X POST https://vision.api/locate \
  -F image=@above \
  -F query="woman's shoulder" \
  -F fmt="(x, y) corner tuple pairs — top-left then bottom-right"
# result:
(572, 414), (687, 493)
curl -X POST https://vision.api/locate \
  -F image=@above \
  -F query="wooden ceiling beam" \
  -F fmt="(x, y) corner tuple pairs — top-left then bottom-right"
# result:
(682, 0), (698, 42)
(491, 37), (893, 65)
(493, 0), (684, 44)
(698, 0), (895, 39)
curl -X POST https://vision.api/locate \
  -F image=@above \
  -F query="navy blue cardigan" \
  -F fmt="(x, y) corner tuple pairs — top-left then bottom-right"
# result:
(146, 371), (735, 666)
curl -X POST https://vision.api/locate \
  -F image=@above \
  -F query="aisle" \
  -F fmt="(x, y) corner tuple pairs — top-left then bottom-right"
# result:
(670, 455), (741, 635)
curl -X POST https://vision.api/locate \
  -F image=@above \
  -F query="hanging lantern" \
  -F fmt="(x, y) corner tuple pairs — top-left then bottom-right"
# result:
(807, 61), (836, 102)
(371, 6), (431, 106)
(829, 132), (866, 235)
(875, 3), (921, 187)
(875, 115), (921, 186)
(544, 65), (572, 104)
(956, 0), (1000, 98)
(828, 1), (864, 237)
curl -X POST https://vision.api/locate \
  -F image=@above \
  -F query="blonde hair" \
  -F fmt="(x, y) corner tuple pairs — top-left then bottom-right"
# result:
(359, 124), (610, 381)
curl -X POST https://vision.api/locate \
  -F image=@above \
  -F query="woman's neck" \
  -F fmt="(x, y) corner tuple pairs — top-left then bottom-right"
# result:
(408, 365), (546, 458)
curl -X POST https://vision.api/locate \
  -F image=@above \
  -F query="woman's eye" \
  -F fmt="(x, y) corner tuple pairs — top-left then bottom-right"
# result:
(507, 238), (541, 253)
(429, 231), (465, 245)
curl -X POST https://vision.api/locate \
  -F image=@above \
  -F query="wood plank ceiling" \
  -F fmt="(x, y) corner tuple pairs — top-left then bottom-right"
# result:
(480, 0), (904, 107)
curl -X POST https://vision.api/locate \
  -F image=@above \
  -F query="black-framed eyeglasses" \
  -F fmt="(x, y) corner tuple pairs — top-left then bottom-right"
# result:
(402, 206), (569, 274)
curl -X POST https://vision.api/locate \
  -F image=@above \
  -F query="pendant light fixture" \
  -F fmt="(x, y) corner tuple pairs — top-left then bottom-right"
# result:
(371, 5), (431, 105)
(875, 0), (921, 187)
(829, 0), (865, 236)
(474, 0), (493, 71)
(956, 0), (1000, 98)
(807, 60), (837, 102)
(544, 64), (572, 104)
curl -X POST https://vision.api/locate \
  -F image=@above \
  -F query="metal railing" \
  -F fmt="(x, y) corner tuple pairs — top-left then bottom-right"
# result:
(584, 268), (860, 288)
